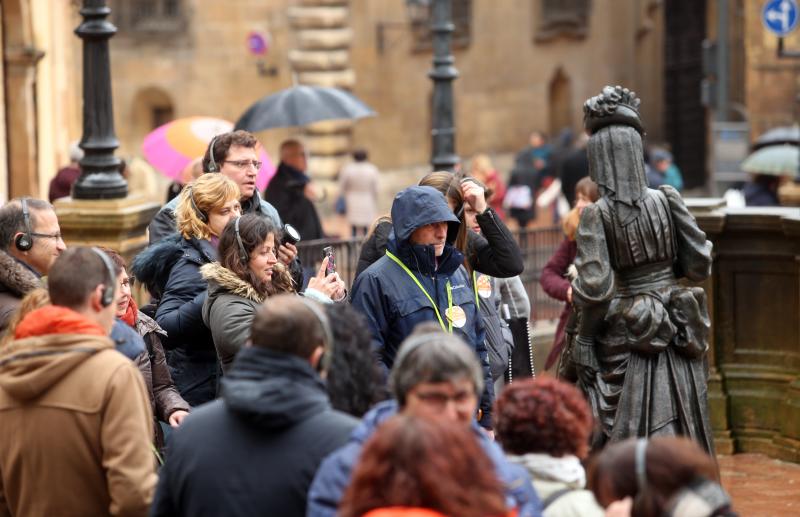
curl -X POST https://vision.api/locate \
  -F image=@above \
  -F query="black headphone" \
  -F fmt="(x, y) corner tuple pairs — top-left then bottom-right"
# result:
(234, 216), (248, 264)
(207, 136), (219, 172)
(187, 185), (208, 223)
(90, 247), (117, 308)
(298, 297), (334, 371)
(15, 198), (34, 251)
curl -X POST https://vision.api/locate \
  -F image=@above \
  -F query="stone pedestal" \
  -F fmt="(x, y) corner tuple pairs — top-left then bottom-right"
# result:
(692, 203), (800, 463)
(54, 195), (160, 261)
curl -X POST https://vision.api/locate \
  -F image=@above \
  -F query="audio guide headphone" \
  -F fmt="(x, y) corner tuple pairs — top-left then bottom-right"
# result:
(90, 247), (117, 308)
(298, 297), (334, 372)
(15, 198), (33, 252)
(234, 216), (248, 264)
(207, 136), (219, 172)
(188, 186), (208, 223)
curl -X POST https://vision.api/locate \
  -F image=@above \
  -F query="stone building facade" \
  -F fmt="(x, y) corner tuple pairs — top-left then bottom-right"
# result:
(4, 1), (800, 200)
(106, 0), (667, 181)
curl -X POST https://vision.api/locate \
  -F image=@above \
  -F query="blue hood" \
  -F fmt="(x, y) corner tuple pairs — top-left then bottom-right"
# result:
(390, 186), (460, 245)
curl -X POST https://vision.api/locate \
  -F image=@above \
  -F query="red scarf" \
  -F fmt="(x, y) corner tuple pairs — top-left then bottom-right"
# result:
(120, 297), (139, 328)
(15, 305), (107, 339)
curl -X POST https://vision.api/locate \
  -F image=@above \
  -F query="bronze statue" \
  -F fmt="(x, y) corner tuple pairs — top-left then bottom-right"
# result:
(571, 86), (715, 454)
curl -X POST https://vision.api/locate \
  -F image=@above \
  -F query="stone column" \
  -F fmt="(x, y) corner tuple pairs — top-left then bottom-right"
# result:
(288, 0), (355, 189)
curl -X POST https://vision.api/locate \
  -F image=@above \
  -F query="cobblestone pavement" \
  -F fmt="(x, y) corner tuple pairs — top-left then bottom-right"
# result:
(719, 454), (800, 516)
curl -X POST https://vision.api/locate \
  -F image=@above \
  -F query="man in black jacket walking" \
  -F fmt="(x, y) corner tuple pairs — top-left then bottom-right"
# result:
(151, 295), (358, 517)
(265, 139), (324, 242)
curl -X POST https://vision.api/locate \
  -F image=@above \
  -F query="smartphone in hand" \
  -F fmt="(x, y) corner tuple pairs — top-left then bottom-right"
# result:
(322, 246), (336, 275)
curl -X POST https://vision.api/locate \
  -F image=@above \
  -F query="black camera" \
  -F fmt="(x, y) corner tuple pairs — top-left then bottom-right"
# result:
(281, 224), (301, 246)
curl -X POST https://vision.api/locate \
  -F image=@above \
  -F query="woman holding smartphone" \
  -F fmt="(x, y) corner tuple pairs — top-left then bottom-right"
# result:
(202, 214), (345, 372)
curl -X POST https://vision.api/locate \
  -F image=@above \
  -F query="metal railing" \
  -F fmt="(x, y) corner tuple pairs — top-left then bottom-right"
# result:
(297, 225), (566, 322)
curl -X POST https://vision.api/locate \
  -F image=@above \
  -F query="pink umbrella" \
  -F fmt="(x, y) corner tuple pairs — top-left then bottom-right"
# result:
(141, 116), (276, 191)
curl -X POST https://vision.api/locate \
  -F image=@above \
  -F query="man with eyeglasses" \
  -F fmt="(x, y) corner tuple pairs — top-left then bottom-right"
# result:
(148, 131), (294, 261)
(0, 198), (66, 333)
(307, 327), (543, 517)
(264, 139), (324, 242)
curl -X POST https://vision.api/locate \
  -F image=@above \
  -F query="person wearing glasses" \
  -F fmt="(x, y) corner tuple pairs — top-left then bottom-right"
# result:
(264, 139), (324, 242)
(0, 197), (66, 333)
(148, 131), (297, 268)
(307, 327), (542, 517)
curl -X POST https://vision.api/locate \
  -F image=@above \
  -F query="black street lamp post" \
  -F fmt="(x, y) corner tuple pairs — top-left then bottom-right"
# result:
(428, 0), (459, 171)
(73, 0), (127, 199)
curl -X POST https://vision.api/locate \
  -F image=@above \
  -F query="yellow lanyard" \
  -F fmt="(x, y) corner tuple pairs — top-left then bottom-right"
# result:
(386, 251), (453, 333)
(472, 270), (480, 306)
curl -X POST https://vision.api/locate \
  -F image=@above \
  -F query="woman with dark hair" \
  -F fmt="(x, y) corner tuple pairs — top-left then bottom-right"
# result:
(202, 214), (345, 372)
(324, 303), (386, 417)
(539, 176), (599, 377)
(495, 376), (603, 516)
(338, 414), (511, 517)
(101, 247), (190, 453)
(588, 436), (735, 517)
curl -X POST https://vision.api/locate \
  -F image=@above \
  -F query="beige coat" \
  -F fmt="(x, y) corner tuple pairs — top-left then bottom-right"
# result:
(0, 329), (157, 516)
(339, 161), (380, 227)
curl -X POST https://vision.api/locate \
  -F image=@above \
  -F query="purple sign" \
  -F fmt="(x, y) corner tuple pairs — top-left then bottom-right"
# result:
(247, 31), (269, 56)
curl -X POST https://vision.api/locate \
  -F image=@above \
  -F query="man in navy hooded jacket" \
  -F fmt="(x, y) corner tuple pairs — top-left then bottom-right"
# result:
(350, 185), (494, 429)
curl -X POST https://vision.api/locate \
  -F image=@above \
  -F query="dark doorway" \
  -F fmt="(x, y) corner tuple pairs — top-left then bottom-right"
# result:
(664, 0), (707, 190)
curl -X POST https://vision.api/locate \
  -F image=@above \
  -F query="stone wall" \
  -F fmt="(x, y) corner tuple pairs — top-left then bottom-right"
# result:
(107, 0), (666, 178)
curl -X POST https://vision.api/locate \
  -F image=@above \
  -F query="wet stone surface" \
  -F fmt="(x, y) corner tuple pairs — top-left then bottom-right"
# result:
(719, 454), (800, 517)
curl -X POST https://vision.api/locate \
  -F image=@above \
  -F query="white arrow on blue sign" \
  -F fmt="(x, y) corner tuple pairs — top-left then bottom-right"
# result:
(763, 0), (799, 37)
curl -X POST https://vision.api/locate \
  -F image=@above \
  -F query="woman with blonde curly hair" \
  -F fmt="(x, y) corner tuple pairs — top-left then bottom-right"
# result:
(155, 173), (241, 406)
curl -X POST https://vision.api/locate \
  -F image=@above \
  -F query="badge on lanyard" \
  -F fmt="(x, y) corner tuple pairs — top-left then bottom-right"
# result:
(476, 274), (492, 299)
(445, 306), (467, 328)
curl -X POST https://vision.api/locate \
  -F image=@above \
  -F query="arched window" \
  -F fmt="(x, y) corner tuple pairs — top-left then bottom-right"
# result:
(548, 68), (572, 137)
(111, 0), (186, 34)
(535, 0), (590, 43)
(410, 0), (472, 51)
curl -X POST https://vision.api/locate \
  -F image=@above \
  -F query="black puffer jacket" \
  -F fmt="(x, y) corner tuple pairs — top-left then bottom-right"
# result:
(354, 207), (524, 281)
(151, 347), (358, 517)
(154, 237), (219, 406)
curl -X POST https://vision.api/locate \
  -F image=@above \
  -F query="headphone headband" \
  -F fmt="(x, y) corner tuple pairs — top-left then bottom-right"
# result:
(15, 198), (33, 251)
(187, 185), (208, 223)
(635, 438), (648, 495)
(234, 216), (248, 264)
(90, 247), (117, 308)
(207, 136), (219, 172)
(298, 297), (334, 370)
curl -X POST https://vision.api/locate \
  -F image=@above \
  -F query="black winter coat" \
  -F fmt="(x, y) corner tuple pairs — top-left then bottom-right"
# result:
(151, 347), (358, 517)
(354, 207), (523, 281)
(155, 237), (219, 406)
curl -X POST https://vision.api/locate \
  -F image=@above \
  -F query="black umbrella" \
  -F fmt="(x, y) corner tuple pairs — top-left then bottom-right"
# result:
(234, 85), (376, 132)
(753, 125), (800, 150)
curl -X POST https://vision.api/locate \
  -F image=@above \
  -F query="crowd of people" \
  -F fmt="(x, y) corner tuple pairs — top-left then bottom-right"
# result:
(0, 124), (738, 517)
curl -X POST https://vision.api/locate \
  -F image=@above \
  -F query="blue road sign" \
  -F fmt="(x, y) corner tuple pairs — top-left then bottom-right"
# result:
(763, 0), (799, 37)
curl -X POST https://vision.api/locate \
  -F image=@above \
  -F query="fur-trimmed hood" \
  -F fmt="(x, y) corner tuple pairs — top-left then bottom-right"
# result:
(0, 248), (40, 297)
(200, 262), (264, 304)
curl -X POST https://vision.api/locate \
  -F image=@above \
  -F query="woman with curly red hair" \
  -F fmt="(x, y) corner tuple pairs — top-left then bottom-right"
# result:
(338, 414), (512, 517)
(495, 376), (603, 516)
